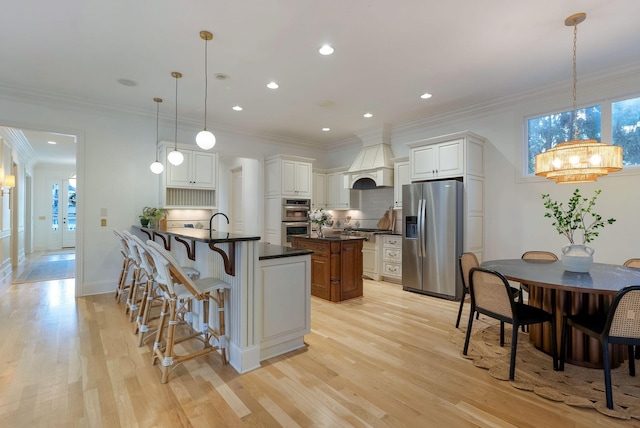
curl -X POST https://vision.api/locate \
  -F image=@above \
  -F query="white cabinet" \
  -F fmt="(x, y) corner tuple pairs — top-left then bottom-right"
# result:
(393, 159), (410, 209)
(166, 149), (217, 189)
(381, 235), (402, 283)
(312, 172), (327, 209)
(315, 168), (358, 210)
(264, 155), (314, 245)
(407, 131), (485, 261)
(258, 253), (311, 361)
(362, 237), (381, 281)
(264, 197), (281, 245)
(326, 170), (352, 210)
(265, 155), (313, 198)
(410, 139), (463, 181)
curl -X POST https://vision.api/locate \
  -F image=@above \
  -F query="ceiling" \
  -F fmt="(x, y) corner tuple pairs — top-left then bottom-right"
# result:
(2, 0), (640, 163)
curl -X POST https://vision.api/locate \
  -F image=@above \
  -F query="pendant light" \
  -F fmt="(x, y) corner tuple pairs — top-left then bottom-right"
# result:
(167, 71), (184, 166)
(195, 30), (216, 150)
(150, 97), (164, 174)
(534, 13), (622, 183)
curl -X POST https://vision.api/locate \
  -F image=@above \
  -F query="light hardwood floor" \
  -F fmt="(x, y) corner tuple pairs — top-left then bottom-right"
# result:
(0, 264), (635, 427)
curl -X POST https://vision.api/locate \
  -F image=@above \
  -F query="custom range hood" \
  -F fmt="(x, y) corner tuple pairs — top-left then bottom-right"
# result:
(348, 125), (394, 189)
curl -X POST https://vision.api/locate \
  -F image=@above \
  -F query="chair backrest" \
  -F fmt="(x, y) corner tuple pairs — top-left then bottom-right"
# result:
(129, 234), (155, 278)
(113, 229), (130, 258)
(605, 286), (640, 340)
(459, 252), (479, 291)
(624, 259), (640, 269)
(145, 240), (203, 297)
(522, 251), (558, 261)
(121, 230), (143, 265)
(469, 267), (515, 319)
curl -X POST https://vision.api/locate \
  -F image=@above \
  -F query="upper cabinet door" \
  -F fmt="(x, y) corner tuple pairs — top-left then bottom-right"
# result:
(281, 159), (311, 197)
(436, 139), (464, 178)
(192, 152), (216, 188)
(411, 145), (437, 181)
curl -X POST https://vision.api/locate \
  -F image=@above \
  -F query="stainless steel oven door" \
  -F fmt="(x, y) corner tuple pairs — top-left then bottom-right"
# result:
(282, 222), (310, 246)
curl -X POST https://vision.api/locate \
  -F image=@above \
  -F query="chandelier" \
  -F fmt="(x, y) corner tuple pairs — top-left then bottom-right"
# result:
(195, 30), (216, 150)
(534, 13), (622, 183)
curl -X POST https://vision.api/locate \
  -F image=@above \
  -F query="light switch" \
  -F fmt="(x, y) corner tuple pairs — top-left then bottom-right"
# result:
(101, 219), (107, 227)
(100, 208), (108, 216)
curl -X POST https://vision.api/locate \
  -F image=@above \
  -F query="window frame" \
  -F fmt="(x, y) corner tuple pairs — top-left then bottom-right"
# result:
(520, 92), (640, 182)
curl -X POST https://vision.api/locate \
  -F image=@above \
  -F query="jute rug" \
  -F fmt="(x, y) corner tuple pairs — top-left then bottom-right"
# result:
(452, 322), (640, 420)
(13, 259), (75, 283)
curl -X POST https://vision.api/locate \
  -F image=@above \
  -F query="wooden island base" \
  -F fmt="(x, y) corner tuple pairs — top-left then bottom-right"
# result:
(291, 236), (365, 302)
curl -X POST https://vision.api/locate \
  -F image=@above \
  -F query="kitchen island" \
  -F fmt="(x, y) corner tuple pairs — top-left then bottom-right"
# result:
(132, 226), (312, 373)
(291, 235), (365, 302)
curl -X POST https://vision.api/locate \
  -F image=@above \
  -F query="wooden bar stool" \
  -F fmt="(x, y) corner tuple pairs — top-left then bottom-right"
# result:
(145, 240), (231, 384)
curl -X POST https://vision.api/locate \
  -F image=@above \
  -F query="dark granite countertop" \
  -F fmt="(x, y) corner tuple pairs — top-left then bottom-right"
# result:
(258, 243), (313, 260)
(133, 226), (261, 244)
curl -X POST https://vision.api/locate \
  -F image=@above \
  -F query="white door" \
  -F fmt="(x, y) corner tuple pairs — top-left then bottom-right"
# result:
(230, 167), (244, 233)
(52, 180), (76, 248)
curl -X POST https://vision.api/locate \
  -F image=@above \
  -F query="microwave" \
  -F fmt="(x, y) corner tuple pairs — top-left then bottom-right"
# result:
(282, 198), (310, 221)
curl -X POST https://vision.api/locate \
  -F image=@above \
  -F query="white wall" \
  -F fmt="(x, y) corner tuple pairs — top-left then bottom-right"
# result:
(326, 68), (640, 264)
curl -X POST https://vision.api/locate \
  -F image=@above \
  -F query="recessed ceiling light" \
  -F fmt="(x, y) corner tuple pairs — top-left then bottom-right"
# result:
(319, 44), (334, 55)
(322, 127), (330, 132)
(420, 93), (433, 99)
(117, 78), (137, 87)
(267, 81), (279, 89)
(232, 105), (243, 111)
(47, 141), (57, 145)
(363, 113), (373, 118)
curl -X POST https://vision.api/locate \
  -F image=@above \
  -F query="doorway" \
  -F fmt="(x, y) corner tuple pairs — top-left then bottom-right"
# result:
(52, 178), (76, 249)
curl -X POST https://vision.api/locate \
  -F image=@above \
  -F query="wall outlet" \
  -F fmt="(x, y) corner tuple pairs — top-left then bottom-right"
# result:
(101, 218), (107, 227)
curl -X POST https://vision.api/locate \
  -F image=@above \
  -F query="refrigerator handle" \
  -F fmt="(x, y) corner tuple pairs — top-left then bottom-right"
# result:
(418, 198), (426, 257)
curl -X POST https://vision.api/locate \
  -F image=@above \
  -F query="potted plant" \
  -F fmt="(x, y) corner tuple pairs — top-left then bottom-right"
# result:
(542, 188), (616, 272)
(139, 206), (165, 228)
(309, 208), (332, 238)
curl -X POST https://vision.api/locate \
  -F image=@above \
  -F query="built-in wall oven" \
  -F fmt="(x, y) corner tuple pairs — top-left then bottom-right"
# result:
(282, 198), (311, 246)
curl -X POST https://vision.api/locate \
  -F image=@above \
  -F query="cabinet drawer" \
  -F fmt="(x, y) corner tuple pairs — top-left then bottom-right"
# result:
(382, 262), (402, 278)
(292, 239), (330, 257)
(382, 236), (401, 247)
(383, 248), (401, 262)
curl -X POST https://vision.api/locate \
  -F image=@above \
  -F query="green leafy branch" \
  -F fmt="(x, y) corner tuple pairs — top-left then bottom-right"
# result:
(542, 189), (616, 244)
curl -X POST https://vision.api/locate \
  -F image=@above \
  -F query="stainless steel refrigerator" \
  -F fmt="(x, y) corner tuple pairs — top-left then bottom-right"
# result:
(402, 180), (463, 300)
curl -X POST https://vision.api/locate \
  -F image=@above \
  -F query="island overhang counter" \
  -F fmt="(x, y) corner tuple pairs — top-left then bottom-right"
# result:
(132, 226), (312, 373)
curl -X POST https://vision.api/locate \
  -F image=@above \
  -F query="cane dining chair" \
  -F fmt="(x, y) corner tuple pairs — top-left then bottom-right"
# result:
(456, 253), (520, 329)
(560, 285), (640, 410)
(463, 267), (558, 381)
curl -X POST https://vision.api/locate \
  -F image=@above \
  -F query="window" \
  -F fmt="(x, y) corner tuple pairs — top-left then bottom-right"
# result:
(526, 105), (601, 175)
(612, 96), (640, 166)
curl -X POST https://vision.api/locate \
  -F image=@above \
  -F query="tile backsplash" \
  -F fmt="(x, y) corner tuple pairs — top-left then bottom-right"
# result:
(328, 187), (402, 232)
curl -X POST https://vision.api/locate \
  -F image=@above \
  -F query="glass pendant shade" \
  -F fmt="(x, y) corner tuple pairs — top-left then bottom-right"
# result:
(196, 129), (216, 150)
(150, 161), (164, 174)
(167, 149), (184, 166)
(534, 13), (623, 183)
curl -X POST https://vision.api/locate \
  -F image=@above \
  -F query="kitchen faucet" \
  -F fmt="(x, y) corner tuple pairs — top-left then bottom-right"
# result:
(209, 212), (229, 231)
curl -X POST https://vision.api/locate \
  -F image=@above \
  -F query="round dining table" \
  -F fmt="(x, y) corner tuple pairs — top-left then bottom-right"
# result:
(482, 259), (640, 368)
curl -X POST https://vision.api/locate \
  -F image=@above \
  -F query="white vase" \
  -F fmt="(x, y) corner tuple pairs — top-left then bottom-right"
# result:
(561, 244), (594, 273)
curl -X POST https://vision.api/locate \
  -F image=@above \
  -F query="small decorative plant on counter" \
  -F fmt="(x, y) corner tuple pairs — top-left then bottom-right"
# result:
(542, 188), (616, 272)
(309, 208), (332, 238)
(139, 206), (165, 228)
